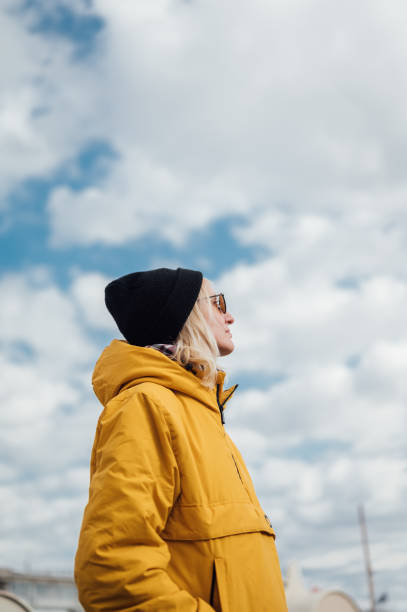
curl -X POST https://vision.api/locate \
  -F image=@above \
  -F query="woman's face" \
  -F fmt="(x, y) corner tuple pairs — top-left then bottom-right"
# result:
(201, 279), (235, 356)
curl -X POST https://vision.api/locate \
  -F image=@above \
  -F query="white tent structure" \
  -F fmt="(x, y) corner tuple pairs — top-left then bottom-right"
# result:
(285, 563), (360, 612)
(0, 591), (32, 612)
(0, 569), (81, 612)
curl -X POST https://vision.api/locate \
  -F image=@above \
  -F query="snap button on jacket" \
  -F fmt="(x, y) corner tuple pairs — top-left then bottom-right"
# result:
(75, 340), (288, 611)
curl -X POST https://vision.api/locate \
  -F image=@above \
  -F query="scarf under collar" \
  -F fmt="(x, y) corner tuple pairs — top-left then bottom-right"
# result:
(145, 343), (196, 373)
(145, 343), (176, 358)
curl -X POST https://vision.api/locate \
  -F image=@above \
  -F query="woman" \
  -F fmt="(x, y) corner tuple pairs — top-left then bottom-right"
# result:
(75, 267), (288, 611)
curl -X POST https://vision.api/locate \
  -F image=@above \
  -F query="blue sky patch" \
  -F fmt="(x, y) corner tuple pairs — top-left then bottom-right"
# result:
(17, 0), (104, 59)
(286, 438), (351, 462)
(1, 140), (118, 280)
(235, 370), (287, 392)
(2, 141), (264, 288)
(0, 341), (36, 364)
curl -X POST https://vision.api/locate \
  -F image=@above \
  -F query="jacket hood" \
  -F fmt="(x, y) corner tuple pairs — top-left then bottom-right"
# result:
(92, 339), (236, 410)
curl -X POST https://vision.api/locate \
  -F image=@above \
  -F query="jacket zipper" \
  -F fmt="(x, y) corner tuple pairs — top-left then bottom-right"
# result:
(216, 384), (243, 484)
(216, 384), (268, 519)
(216, 384), (225, 425)
(231, 453), (244, 483)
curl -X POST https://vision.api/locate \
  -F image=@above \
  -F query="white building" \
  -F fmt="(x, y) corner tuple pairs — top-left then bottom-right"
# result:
(1, 564), (362, 612)
(285, 563), (360, 612)
(0, 569), (82, 612)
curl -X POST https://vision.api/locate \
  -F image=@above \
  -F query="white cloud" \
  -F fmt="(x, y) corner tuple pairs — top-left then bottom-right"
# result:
(0, 1), (102, 204)
(4, 0), (407, 249)
(219, 256), (407, 375)
(0, 356), (78, 426)
(20, 0), (405, 246)
(0, 268), (95, 371)
(0, 268), (104, 570)
(234, 210), (407, 283)
(70, 270), (115, 331)
(47, 149), (249, 247)
(226, 427), (269, 465)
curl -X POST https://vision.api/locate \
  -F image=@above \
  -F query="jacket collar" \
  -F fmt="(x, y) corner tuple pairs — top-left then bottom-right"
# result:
(92, 340), (238, 413)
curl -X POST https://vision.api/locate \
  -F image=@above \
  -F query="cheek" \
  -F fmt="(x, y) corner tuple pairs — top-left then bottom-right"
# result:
(215, 321), (229, 342)
(214, 314), (225, 331)
(207, 317), (223, 340)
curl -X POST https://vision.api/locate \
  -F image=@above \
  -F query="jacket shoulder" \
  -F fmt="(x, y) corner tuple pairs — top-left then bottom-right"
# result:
(113, 382), (181, 414)
(94, 383), (181, 469)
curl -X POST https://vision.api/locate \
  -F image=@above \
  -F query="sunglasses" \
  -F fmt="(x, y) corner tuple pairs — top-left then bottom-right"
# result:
(207, 293), (227, 314)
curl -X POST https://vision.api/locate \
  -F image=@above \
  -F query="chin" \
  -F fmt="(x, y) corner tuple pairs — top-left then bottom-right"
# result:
(218, 341), (235, 357)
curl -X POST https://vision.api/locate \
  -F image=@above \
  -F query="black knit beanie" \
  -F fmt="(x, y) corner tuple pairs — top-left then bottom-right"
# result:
(104, 267), (203, 346)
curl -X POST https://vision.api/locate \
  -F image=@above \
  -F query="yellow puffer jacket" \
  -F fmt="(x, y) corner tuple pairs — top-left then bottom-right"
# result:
(75, 340), (288, 612)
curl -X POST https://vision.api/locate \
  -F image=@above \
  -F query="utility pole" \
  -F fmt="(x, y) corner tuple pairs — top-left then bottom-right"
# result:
(358, 504), (376, 612)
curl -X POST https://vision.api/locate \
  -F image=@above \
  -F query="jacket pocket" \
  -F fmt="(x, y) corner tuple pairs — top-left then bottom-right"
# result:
(163, 501), (275, 541)
(211, 558), (229, 612)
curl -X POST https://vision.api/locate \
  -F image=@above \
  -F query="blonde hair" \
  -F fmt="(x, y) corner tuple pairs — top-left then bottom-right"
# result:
(174, 281), (219, 388)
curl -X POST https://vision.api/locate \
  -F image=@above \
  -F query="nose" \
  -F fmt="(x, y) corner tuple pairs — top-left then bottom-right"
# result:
(225, 311), (234, 324)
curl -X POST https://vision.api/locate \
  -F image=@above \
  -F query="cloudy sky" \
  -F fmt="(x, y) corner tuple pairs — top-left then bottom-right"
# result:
(1, 0), (407, 609)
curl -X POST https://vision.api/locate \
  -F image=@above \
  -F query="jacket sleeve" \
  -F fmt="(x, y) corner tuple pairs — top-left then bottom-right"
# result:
(75, 390), (214, 612)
